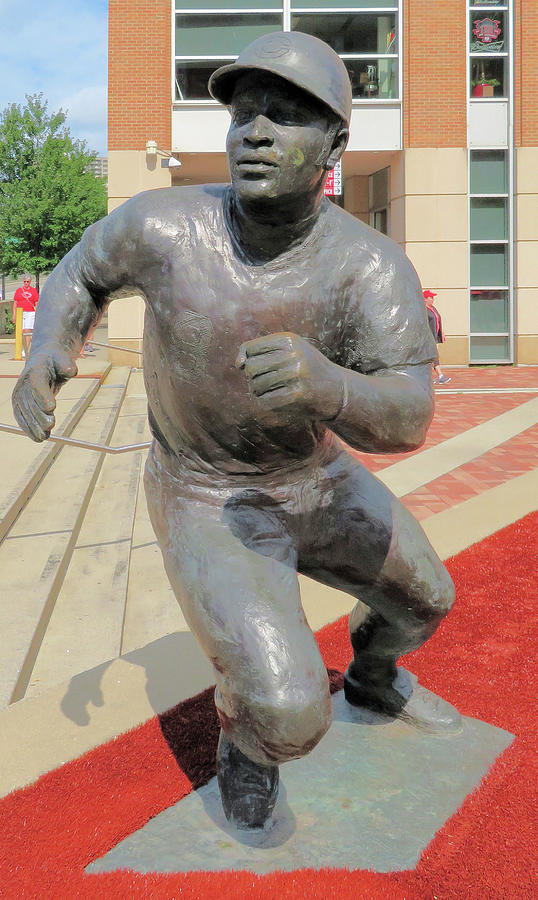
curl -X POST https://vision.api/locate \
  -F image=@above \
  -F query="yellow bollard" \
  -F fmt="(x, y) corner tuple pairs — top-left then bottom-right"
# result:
(14, 307), (23, 361)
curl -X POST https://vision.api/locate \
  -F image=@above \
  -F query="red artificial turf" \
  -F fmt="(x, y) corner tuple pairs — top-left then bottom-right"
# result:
(0, 513), (536, 899)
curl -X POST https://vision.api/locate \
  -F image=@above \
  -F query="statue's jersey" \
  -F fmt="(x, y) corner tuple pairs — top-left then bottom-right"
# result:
(76, 185), (435, 475)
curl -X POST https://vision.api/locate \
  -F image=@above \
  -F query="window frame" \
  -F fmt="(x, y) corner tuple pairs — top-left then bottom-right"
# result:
(469, 4), (509, 99)
(467, 145), (514, 364)
(172, 2), (402, 104)
(467, 0), (514, 365)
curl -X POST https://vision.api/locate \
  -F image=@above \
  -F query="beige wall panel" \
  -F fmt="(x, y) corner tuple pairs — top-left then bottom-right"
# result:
(516, 335), (538, 365)
(516, 195), (538, 241)
(344, 175), (368, 217)
(390, 196), (405, 245)
(390, 153), (405, 201)
(108, 150), (171, 204)
(405, 149), (468, 196)
(169, 151), (229, 185)
(515, 148), (538, 193)
(438, 336), (468, 365)
(405, 242), (468, 291)
(427, 289), (469, 335)
(108, 198), (129, 213)
(516, 242), (538, 288)
(516, 288), (538, 334)
(108, 294), (145, 342)
(405, 195), (468, 243)
(108, 339), (144, 367)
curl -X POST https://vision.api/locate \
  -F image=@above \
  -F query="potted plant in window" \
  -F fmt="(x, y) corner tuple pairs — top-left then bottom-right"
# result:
(472, 77), (500, 98)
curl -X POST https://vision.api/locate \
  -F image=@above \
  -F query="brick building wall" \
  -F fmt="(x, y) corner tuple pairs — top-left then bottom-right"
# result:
(109, 0), (171, 151)
(403, 0), (467, 148)
(514, 0), (538, 147)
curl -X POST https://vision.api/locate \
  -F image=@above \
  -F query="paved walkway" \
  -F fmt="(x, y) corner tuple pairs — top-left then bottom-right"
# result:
(0, 354), (536, 798)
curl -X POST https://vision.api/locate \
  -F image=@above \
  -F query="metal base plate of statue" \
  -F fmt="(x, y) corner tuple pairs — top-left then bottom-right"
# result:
(88, 686), (513, 876)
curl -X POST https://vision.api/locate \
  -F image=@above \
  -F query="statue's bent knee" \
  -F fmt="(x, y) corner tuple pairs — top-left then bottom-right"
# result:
(418, 563), (456, 625)
(218, 680), (332, 766)
(434, 566), (456, 618)
(407, 566), (456, 642)
(261, 692), (332, 763)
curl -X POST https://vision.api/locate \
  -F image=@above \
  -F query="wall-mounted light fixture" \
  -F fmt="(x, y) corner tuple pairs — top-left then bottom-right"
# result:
(145, 140), (182, 168)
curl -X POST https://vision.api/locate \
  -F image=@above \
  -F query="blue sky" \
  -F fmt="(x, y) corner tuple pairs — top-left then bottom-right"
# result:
(0, 0), (108, 155)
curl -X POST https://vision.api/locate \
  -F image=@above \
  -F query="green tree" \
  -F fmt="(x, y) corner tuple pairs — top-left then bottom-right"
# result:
(0, 94), (107, 288)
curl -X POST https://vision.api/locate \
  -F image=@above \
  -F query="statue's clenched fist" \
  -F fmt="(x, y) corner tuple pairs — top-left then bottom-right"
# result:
(12, 349), (77, 442)
(235, 332), (344, 422)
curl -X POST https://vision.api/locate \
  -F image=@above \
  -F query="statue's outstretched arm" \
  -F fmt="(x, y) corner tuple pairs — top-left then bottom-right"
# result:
(12, 200), (140, 442)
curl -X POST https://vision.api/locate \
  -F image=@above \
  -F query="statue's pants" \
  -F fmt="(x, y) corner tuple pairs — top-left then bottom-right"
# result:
(145, 440), (455, 767)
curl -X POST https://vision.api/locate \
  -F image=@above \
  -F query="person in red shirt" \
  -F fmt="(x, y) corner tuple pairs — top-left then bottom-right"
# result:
(12, 276), (39, 357)
(424, 290), (451, 384)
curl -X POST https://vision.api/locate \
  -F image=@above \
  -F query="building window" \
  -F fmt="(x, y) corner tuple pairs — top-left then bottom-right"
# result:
(369, 167), (390, 235)
(470, 148), (508, 193)
(469, 3), (508, 98)
(176, 59), (234, 101)
(290, 10), (398, 99)
(174, 1), (400, 102)
(468, 334), (510, 362)
(470, 290), (509, 332)
(175, 14), (283, 57)
(175, 4), (283, 101)
(470, 244), (508, 287)
(469, 149), (511, 363)
(470, 198), (508, 240)
(471, 55), (508, 98)
(467, 0), (513, 364)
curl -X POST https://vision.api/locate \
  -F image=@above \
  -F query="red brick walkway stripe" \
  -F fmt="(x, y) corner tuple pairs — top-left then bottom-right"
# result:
(352, 393), (536, 474)
(401, 424), (538, 520)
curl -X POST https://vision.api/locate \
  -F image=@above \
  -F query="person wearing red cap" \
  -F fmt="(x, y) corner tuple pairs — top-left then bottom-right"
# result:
(423, 290), (451, 384)
(12, 276), (39, 358)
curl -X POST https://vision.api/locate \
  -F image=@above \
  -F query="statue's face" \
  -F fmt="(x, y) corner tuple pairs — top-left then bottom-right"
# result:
(227, 72), (332, 203)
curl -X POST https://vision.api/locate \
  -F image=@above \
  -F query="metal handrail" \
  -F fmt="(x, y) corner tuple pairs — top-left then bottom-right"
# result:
(0, 340), (148, 452)
(88, 340), (143, 355)
(0, 422), (151, 454)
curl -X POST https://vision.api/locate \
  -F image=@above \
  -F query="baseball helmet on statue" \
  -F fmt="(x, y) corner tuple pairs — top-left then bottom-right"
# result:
(208, 31), (352, 126)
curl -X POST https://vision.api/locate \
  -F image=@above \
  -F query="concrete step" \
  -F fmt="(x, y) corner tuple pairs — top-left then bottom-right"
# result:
(121, 437), (187, 656)
(7, 375), (537, 710)
(0, 359), (111, 542)
(24, 371), (151, 699)
(0, 368), (132, 708)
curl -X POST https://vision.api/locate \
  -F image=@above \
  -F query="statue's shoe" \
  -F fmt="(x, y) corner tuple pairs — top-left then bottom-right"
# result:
(216, 731), (280, 830)
(344, 665), (462, 735)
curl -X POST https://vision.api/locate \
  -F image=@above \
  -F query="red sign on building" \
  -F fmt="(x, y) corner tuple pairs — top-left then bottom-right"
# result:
(324, 160), (342, 196)
(473, 18), (502, 44)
